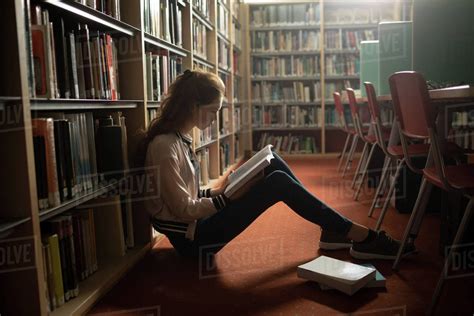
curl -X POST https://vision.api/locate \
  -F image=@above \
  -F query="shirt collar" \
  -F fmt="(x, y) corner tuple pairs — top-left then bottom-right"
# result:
(177, 132), (193, 146)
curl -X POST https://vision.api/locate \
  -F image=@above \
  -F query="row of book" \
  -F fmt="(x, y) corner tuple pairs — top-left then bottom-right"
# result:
(250, 3), (320, 26)
(148, 108), (159, 122)
(193, 0), (211, 19)
(325, 30), (376, 50)
(251, 30), (320, 52)
(256, 133), (320, 154)
(449, 112), (474, 150)
(197, 120), (218, 148)
(41, 196), (128, 312)
(234, 107), (241, 133)
(28, 6), (121, 100)
(253, 105), (322, 128)
(324, 81), (357, 99)
(233, 75), (241, 102)
(217, 2), (230, 36)
(325, 55), (360, 76)
(324, 6), (395, 25)
(73, 0), (121, 20)
(252, 56), (321, 77)
(31, 113), (134, 251)
(193, 19), (208, 60)
(196, 147), (211, 185)
(145, 52), (182, 102)
(143, 0), (183, 47)
(220, 141), (232, 175)
(448, 128), (474, 151)
(218, 39), (231, 71)
(232, 20), (242, 51)
(252, 82), (322, 103)
(219, 107), (232, 135)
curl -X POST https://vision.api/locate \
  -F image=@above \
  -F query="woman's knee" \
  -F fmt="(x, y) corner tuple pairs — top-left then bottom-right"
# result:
(265, 170), (296, 191)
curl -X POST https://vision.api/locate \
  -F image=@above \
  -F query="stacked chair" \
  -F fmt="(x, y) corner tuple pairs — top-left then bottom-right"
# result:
(346, 88), (390, 201)
(388, 71), (473, 314)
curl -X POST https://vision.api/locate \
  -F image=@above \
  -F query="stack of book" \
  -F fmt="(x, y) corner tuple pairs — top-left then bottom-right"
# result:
(297, 256), (386, 296)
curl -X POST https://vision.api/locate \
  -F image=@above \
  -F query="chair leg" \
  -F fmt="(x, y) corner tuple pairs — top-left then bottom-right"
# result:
(354, 143), (376, 201)
(338, 133), (352, 172)
(342, 135), (358, 177)
(393, 177), (433, 270)
(351, 142), (369, 188)
(427, 197), (474, 315)
(368, 155), (390, 217)
(375, 158), (405, 230)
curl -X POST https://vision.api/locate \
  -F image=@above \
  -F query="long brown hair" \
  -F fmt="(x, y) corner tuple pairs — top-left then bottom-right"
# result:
(135, 69), (225, 167)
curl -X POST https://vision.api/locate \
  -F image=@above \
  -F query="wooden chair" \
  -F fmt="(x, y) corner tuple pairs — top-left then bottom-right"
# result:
(389, 71), (473, 314)
(333, 92), (357, 173)
(364, 82), (430, 230)
(346, 88), (390, 201)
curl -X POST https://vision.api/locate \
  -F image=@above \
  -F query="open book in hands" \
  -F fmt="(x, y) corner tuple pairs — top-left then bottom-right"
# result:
(224, 145), (274, 197)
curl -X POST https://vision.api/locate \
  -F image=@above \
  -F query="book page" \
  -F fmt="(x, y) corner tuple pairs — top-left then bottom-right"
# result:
(224, 145), (273, 196)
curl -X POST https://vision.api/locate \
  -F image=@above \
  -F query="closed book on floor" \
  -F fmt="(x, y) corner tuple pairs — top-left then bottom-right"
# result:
(319, 263), (386, 291)
(297, 256), (376, 296)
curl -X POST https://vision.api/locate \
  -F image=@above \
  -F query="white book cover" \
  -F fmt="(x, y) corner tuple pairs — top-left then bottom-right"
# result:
(224, 144), (274, 197)
(297, 256), (376, 296)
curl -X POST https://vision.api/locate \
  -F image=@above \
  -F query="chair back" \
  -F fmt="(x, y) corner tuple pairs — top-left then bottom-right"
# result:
(346, 88), (365, 139)
(389, 71), (435, 139)
(333, 92), (349, 132)
(389, 71), (444, 176)
(364, 82), (391, 157)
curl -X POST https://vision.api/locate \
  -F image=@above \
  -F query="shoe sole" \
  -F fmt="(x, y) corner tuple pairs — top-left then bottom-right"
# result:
(319, 241), (352, 250)
(350, 247), (418, 260)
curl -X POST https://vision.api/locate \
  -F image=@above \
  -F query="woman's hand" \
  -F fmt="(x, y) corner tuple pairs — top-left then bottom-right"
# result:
(211, 170), (233, 196)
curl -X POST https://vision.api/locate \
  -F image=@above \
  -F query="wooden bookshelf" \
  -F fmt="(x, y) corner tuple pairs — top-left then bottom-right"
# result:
(244, 0), (400, 156)
(1, 0), (246, 314)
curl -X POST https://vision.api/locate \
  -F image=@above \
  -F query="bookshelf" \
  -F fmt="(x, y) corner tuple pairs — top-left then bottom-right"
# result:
(244, 0), (401, 155)
(0, 0), (245, 315)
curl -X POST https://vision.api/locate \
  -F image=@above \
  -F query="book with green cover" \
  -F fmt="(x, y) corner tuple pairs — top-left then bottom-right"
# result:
(378, 21), (412, 96)
(360, 40), (380, 97)
(47, 234), (65, 307)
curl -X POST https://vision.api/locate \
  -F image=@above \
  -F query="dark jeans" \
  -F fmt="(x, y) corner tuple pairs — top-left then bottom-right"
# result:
(160, 153), (353, 258)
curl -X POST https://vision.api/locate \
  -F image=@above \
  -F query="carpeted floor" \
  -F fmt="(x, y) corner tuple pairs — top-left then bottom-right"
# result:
(89, 158), (474, 316)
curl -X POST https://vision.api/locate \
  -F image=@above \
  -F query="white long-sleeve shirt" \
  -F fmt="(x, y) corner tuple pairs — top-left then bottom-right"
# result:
(144, 132), (228, 240)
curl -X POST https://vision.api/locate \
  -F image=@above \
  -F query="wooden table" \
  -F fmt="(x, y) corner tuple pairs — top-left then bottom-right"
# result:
(353, 85), (474, 104)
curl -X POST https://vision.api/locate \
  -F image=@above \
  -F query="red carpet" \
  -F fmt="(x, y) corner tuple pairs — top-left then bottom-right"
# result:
(89, 158), (474, 315)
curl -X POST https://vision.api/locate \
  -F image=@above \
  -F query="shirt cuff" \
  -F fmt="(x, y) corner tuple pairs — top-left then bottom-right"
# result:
(212, 194), (230, 210)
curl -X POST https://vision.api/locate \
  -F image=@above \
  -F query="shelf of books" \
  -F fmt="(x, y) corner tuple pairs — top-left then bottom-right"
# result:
(245, 0), (398, 156)
(1, 0), (246, 314)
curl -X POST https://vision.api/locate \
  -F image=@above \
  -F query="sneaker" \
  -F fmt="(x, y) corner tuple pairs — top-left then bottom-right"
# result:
(350, 230), (417, 260)
(319, 230), (352, 250)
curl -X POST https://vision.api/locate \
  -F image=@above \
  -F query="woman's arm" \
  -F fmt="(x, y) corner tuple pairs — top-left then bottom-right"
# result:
(151, 142), (229, 221)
